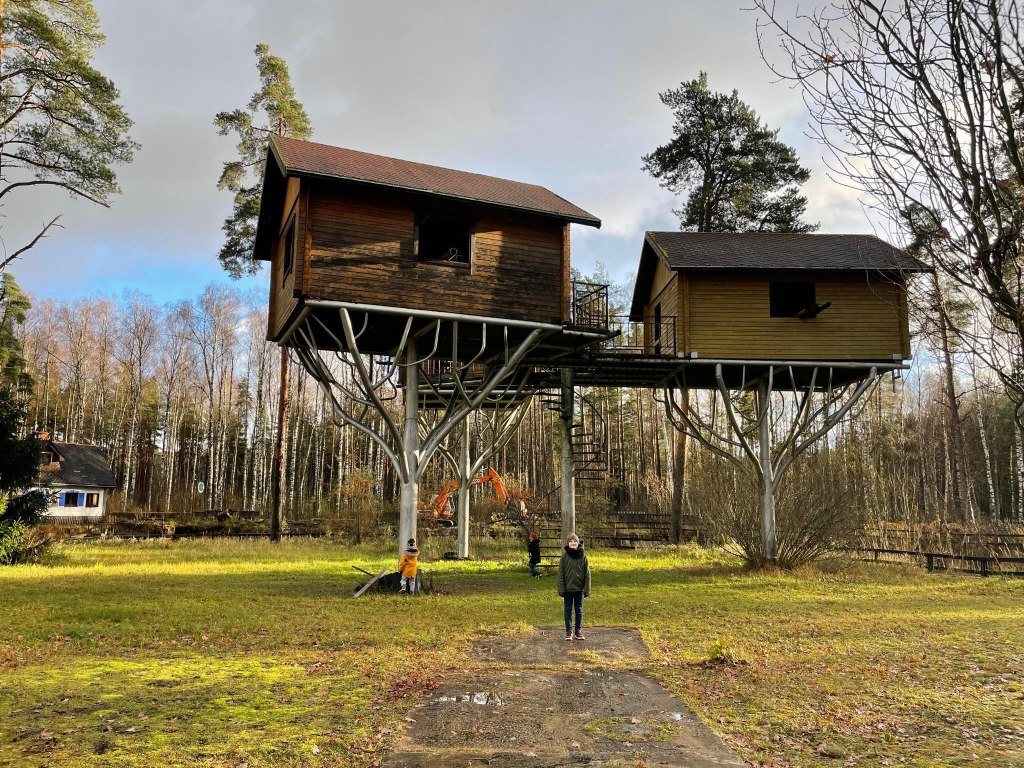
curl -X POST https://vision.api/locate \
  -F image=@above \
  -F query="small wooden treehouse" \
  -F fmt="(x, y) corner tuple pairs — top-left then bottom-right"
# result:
(629, 232), (928, 364)
(252, 137), (602, 354)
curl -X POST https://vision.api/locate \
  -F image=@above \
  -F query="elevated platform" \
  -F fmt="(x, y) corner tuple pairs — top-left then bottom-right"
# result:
(546, 351), (905, 390)
(281, 299), (613, 361)
(283, 294), (906, 408)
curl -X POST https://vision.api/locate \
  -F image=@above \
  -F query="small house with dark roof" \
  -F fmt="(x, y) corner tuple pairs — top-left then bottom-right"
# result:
(253, 137), (601, 351)
(629, 232), (929, 363)
(37, 440), (116, 518)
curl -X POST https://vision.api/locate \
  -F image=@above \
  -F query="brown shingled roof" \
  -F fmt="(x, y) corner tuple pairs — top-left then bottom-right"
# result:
(269, 136), (601, 227)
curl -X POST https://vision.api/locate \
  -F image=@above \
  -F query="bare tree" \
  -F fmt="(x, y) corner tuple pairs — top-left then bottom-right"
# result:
(114, 293), (159, 502)
(183, 285), (239, 510)
(659, 365), (879, 564)
(755, 0), (1024, 427)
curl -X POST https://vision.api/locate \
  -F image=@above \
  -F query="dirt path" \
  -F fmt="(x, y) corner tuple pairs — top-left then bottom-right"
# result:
(384, 627), (744, 767)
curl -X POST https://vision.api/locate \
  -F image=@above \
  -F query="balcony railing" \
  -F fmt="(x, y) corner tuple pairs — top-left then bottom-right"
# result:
(601, 315), (678, 356)
(571, 280), (609, 329)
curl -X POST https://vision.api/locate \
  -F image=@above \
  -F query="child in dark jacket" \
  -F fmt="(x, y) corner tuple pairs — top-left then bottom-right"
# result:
(556, 533), (591, 641)
(527, 531), (542, 578)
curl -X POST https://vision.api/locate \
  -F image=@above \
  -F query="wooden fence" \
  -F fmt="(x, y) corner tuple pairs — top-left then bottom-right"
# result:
(849, 547), (1024, 577)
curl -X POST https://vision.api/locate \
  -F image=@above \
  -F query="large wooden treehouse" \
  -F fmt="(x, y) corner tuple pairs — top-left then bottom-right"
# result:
(255, 136), (606, 353)
(254, 136), (928, 560)
(252, 137), (609, 553)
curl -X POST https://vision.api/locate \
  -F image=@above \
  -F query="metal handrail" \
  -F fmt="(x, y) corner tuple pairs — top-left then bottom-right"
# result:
(601, 315), (677, 356)
(570, 280), (609, 329)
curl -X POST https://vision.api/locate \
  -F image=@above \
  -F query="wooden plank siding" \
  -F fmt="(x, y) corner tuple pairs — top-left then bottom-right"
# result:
(642, 272), (679, 354)
(269, 178), (303, 340)
(677, 271), (908, 361)
(292, 185), (566, 328)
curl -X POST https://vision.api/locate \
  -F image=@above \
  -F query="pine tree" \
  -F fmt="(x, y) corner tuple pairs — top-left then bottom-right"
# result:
(215, 44), (312, 541)
(642, 72), (816, 234)
(0, 0), (137, 269)
(0, 273), (30, 390)
(215, 43), (312, 278)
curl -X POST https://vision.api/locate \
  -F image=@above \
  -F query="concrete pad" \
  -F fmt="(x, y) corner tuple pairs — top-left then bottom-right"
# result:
(385, 648), (744, 767)
(472, 626), (650, 667)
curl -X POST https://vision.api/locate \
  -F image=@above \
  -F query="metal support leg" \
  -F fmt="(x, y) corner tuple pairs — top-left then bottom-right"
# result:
(457, 421), (471, 559)
(560, 368), (576, 544)
(758, 378), (777, 562)
(399, 338), (419, 556)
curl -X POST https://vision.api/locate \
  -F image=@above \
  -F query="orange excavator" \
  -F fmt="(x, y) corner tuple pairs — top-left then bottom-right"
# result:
(418, 467), (526, 526)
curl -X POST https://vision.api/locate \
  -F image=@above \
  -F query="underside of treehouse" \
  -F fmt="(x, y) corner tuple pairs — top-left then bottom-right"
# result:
(252, 136), (605, 356)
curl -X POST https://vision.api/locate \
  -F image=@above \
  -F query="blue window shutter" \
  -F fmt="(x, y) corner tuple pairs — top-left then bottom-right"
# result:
(58, 493), (64, 507)
(78, 493), (84, 507)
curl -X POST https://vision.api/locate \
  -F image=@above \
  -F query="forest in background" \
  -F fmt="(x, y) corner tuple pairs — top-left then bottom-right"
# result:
(3, 262), (1021, 531)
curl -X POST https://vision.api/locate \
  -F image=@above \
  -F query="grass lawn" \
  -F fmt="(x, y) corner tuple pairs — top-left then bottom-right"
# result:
(1, 538), (1022, 767)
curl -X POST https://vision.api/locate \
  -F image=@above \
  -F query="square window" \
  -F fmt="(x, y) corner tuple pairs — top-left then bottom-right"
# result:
(769, 282), (816, 318)
(64, 491), (80, 507)
(416, 214), (471, 265)
(86, 493), (100, 508)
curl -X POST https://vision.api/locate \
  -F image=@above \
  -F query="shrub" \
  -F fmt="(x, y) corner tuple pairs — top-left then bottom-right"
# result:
(687, 449), (860, 568)
(0, 491), (50, 565)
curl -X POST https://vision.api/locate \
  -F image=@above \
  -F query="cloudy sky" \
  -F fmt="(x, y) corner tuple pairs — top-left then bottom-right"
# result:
(6, 0), (870, 305)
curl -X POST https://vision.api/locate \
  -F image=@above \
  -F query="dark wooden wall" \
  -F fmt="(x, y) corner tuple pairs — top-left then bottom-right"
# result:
(266, 182), (568, 339)
(269, 177), (304, 341)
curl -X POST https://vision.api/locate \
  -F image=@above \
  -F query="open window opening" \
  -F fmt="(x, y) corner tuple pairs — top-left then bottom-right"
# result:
(63, 491), (80, 508)
(416, 214), (471, 265)
(769, 281), (816, 318)
(282, 219), (296, 285)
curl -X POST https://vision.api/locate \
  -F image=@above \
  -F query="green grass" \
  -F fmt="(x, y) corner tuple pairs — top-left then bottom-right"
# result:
(1, 538), (1022, 767)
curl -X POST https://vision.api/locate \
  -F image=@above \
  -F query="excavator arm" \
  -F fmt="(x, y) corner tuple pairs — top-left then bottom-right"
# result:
(420, 468), (526, 523)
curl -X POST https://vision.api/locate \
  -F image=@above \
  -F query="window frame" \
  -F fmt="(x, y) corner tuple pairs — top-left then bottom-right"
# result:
(63, 490), (80, 508)
(86, 493), (100, 508)
(413, 211), (474, 269)
(769, 281), (817, 318)
(281, 216), (296, 286)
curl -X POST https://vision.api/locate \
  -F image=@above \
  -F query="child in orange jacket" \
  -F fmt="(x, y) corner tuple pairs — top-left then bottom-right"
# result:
(398, 538), (419, 594)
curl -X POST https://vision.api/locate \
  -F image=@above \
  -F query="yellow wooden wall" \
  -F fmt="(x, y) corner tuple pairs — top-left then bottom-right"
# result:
(677, 271), (910, 361)
(642, 266), (679, 354)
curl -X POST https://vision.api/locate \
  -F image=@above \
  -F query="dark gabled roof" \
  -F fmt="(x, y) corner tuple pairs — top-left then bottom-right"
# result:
(38, 442), (116, 489)
(645, 231), (928, 272)
(269, 136), (601, 227)
(629, 231), (930, 320)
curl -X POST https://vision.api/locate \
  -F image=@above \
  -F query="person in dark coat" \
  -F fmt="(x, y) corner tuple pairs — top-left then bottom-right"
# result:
(527, 531), (542, 578)
(556, 533), (591, 641)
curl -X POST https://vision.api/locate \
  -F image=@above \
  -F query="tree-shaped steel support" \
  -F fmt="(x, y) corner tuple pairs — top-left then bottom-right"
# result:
(290, 307), (548, 555)
(657, 363), (879, 561)
(428, 395), (533, 558)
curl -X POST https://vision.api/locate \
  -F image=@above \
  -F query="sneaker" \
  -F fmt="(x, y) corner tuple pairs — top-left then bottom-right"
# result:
(575, 630), (585, 640)
(564, 632), (573, 641)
